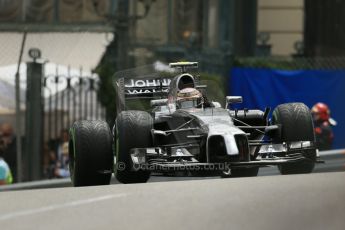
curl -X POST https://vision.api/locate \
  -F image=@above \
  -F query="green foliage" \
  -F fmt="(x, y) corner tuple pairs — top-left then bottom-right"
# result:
(94, 61), (116, 122)
(233, 57), (306, 70)
(198, 72), (226, 106)
(233, 56), (345, 70)
(125, 99), (151, 112)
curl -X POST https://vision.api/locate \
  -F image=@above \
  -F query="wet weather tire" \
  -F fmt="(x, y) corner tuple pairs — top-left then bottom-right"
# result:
(115, 111), (152, 183)
(69, 120), (113, 187)
(272, 103), (316, 174)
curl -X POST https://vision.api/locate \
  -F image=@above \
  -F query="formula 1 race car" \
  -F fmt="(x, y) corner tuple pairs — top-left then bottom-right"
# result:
(69, 62), (318, 186)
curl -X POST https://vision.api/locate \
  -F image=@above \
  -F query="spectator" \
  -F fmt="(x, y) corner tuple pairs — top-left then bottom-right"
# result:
(311, 102), (336, 150)
(0, 123), (17, 182)
(54, 129), (70, 178)
(0, 136), (13, 185)
(43, 142), (56, 179)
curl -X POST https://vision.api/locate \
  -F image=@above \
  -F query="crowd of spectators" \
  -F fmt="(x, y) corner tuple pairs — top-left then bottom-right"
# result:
(0, 122), (70, 185)
(43, 129), (70, 179)
(0, 123), (16, 185)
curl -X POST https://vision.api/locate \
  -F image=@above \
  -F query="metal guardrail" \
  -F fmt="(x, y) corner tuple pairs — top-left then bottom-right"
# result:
(318, 149), (345, 156)
(0, 178), (71, 192)
(1, 149), (344, 192)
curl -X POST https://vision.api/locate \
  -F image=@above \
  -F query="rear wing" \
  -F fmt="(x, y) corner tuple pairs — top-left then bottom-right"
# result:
(113, 64), (176, 114)
(119, 76), (171, 98)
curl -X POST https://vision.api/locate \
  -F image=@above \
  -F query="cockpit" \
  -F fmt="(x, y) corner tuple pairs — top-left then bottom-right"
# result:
(176, 87), (203, 109)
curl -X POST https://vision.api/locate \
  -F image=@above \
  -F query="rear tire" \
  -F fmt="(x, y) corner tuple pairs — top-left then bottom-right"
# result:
(69, 120), (114, 187)
(114, 111), (152, 183)
(272, 103), (316, 174)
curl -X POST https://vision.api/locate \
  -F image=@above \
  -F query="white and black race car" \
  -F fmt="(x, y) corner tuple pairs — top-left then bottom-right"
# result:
(69, 62), (319, 186)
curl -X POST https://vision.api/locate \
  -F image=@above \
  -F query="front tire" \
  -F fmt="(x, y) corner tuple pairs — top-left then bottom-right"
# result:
(272, 103), (316, 174)
(114, 111), (152, 183)
(69, 120), (114, 187)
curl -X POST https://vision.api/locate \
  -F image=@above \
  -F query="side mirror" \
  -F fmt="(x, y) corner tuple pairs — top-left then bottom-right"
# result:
(225, 96), (243, 109)
(150, 99), (168, 107)
(265, 125), (281, 139)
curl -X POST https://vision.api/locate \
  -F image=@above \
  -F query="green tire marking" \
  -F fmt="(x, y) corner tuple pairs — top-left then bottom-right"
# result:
(69, 127), (77, 184)
(114, 122), (120, 176)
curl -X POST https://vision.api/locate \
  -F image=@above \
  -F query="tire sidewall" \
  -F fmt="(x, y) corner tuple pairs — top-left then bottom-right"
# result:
(272, 103), (316, 174)
(69, 120), (113, 186)
(114, 111), (152, 183)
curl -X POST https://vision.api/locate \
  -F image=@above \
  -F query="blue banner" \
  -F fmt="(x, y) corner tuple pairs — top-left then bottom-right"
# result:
(230, 67), (345, 149)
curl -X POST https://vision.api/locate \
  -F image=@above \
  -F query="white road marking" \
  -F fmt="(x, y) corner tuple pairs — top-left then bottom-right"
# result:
(0, 193), (127, 221)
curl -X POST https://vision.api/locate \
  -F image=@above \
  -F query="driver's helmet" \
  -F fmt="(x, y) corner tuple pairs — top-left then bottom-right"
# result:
(176, 87), (202, 109)
(311, 102), (330, 122)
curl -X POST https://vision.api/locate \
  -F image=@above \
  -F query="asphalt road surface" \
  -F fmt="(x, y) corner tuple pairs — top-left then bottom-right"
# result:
(0, 171), (345, 230)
